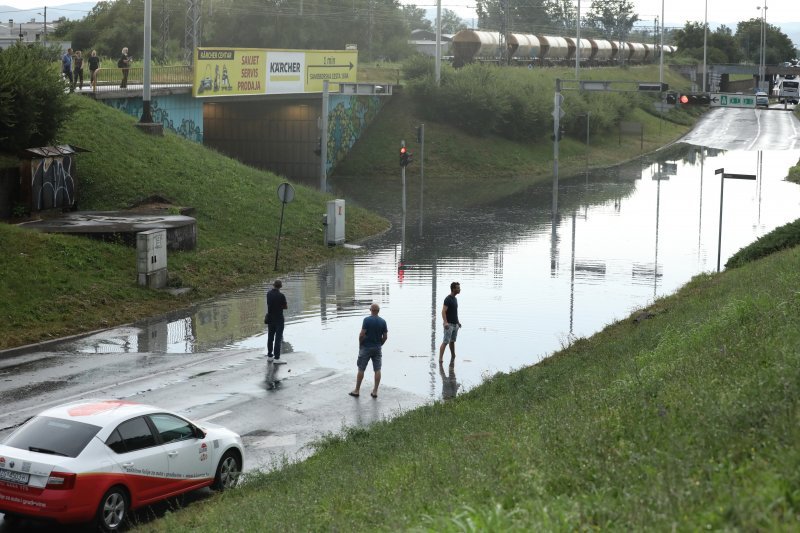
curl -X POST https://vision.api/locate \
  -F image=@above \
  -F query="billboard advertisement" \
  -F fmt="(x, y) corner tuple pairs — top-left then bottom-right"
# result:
(193, 47), (358, 97)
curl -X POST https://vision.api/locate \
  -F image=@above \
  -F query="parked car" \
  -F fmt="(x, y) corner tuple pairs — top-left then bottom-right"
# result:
(0, 399), (243, 531)
(756, 91), (770, 108)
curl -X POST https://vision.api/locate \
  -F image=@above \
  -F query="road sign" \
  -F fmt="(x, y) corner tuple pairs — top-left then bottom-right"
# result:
(277, 182), (295, 203)
(723, 173), (756, 180)
(709, 93), (755, 108)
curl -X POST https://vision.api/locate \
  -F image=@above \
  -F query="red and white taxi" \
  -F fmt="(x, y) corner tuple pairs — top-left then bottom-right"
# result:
(0, 399), (244, 531)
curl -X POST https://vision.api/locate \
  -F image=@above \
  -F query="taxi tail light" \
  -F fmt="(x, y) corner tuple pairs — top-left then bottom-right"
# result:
(46, 472), (77, 490)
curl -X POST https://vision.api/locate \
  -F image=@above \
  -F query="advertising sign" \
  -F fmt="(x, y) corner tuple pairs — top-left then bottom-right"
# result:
(194, 47), (357, 97)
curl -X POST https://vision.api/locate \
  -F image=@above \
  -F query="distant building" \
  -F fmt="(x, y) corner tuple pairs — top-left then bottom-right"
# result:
(0, 18), (66, 50)
(409, 28), (453, 57)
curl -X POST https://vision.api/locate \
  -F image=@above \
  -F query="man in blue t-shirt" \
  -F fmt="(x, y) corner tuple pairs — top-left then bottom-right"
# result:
(62, 48), (74, 92)
(349, 303), (388, 398)
(439, 281), (462, 365)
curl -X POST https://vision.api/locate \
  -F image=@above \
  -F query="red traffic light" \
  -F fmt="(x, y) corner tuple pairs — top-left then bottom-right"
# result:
(680, 94), (689, 104)
(400, 146), (407, 154)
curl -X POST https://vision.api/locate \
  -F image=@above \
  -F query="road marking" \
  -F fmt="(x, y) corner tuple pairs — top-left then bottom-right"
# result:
(198, 410), (232, 422)
(309, 373), (341, 386)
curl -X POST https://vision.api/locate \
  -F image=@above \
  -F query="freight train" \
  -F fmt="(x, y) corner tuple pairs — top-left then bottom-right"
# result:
(451, 29), (676, 67)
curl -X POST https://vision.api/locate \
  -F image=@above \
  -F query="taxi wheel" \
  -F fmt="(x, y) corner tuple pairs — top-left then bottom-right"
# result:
(95, 486), (129, 532)
(212, 451), (241, 491)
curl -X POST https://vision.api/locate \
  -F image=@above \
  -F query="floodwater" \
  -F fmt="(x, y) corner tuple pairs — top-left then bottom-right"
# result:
(58, 144), (800, 402)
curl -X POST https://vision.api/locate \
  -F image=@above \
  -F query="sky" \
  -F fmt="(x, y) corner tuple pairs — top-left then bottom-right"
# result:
(1, 0), (795, 31)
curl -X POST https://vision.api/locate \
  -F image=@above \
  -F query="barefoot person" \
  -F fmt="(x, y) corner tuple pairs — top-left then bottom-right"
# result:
(349, 303), (387, 399)
(439, 281), (462, 365)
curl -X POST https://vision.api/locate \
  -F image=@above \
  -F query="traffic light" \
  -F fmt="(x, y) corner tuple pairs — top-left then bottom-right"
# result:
(400, 146), (413, 167)
(665, 93), (677, 105)
(678, 93), (711, 106)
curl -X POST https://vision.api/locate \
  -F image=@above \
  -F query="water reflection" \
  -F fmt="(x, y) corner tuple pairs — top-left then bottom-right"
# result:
(55, 144), (800, 399)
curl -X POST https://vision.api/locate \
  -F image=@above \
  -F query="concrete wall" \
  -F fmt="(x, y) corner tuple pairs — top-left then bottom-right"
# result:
(103, 94), (203, 142)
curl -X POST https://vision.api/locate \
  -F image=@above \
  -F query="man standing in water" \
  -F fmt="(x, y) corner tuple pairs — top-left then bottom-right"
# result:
(439, 281), (462, 365)
(265, 279), (287, 363)
(350, 303), (388, 398)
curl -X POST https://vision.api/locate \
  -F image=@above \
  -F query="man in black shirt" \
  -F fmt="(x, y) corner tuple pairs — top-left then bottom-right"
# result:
(265, 279), (288, 362)
(439, 281), (462, 365)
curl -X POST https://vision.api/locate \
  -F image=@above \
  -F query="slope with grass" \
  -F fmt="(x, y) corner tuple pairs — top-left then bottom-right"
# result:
(0, 96), (388, 350)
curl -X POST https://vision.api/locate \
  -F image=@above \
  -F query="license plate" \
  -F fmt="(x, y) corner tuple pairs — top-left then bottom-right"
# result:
(0, 468), (30, 485)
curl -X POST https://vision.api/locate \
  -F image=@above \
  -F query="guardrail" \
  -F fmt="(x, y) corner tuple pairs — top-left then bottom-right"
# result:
(79, 65), (194, 94)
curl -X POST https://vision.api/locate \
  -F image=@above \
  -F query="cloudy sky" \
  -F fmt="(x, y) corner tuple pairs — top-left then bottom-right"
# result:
(2, 0), (794, 32)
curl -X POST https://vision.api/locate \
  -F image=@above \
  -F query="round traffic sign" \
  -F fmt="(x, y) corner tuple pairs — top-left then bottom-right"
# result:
(277, 182), (295, 204)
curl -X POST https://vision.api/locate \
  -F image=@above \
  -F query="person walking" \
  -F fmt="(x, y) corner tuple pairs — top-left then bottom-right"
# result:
(118, 47), (131, 88)
(438, 281), (462, 365)
(61, 48), (73, 92)
(73, 50), (84, 90)
(88, 50), (100, 92)
(349, 303), (388, 399)
(265, 279), (287, 363)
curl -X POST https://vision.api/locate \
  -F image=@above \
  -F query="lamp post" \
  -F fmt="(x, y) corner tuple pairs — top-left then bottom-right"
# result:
(757, 2), (767, 91)
(702, 0), (708, 92)
(37, 9), (47, 46)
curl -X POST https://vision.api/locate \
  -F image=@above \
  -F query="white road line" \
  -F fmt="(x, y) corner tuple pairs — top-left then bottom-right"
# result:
(198, 410), (232, 422)
(309, 373), (342, 386)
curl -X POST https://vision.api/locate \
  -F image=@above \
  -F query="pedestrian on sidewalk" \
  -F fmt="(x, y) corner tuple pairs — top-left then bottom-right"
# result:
(73, 50), (84, 90)
(88, 50), (100, 92)
(62, 48), (73, 92)
(350, 303), (388, 399)
(265, 279), (287, 362)
(118, 47), (131, 88)
(438, 281), (462, 365)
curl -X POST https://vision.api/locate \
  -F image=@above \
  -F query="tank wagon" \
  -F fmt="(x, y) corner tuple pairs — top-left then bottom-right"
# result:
(451, 28), (675, 67)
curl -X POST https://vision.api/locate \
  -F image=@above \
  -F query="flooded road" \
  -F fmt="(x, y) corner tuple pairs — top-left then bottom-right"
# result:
(46, 144), (800, 400)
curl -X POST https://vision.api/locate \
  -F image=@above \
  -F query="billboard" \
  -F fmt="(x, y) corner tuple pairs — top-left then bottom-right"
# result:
(193, 47), (358, 97)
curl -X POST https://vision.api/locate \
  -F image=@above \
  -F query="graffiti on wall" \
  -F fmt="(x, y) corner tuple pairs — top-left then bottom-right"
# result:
(30, 156), (76, 210)
(106, 96), (203, 142)
(326, 95), (384, 175)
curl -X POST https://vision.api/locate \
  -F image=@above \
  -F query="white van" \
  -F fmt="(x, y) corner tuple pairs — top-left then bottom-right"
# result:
(777, 79), (799, 104)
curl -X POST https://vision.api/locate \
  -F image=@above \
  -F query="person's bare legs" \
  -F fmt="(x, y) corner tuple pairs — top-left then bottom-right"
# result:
(439, 342), (447, 363)
(448, 341), (456, 365)
(371, 370), (381, 397)
(351, 370), (364, 396)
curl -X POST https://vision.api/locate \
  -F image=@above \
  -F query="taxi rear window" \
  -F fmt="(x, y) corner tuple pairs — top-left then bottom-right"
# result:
(3, 416), (101, 458)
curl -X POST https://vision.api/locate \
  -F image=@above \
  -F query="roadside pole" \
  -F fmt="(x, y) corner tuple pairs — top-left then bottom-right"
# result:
(401, 140), (407, 215)
(552, 79), (563, 221)
(418, 124), (425, 234)
(715, 168), (756, 271)
(320, 80), (329, 192)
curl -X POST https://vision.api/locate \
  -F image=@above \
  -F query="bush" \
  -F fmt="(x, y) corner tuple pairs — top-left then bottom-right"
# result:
(725, 218), (800, 268)
(0, 43), (73, 152)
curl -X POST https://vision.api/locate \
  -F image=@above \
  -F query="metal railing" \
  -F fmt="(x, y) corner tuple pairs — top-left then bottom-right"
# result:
(77, 65), (194, 94)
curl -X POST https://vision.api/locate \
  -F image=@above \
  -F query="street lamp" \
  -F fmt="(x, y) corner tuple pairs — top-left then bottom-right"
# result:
(757, 1), (768, 91)
(702, 0), (708, 92)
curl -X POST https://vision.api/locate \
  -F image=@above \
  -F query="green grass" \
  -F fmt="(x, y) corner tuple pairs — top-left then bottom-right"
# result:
(0, 95), (388, 350)
(136, 243), (800, 531)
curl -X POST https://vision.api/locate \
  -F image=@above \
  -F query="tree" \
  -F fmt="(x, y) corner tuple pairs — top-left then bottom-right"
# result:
(585, 0), (639, 41)
(475, 0), (554, 34)
(403, 4), (432, 31)
(542, 0), (577, 32)
(0, 43), (73, 152)
(439, 8), (467, 35)
(735, 19), (797, 65)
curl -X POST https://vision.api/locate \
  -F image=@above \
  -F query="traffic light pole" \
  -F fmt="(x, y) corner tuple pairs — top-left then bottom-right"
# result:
(401, 140), (407, 215)
(418, 124), (425, 233)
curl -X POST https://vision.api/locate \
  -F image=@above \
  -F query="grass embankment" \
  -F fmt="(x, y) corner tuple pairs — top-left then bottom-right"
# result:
(0, 96), (388, 350)
(139, 243), (800, 531)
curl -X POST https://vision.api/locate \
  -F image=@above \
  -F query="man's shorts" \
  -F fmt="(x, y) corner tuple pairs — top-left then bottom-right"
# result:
(357, 346), (382, 371)
(442, 323), (460, 344)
